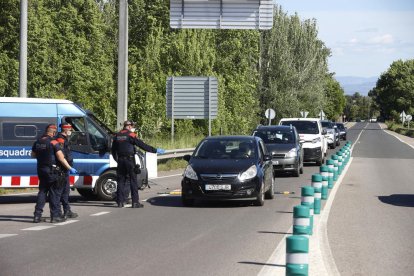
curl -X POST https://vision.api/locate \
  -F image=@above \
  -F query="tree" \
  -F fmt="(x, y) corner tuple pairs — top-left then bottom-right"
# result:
(323, 74), (346, 120)
(369, 59), (414, 120)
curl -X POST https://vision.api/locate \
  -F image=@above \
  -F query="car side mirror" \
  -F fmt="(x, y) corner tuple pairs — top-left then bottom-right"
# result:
(322, 129), (327, 135)
(183, 155), (191, 162)
(263, 155), (272, 161)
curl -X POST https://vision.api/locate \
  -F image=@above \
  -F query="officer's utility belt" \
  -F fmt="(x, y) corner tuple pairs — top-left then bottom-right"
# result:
(118, 155), (134, 160)
(51, 165), (67, 187)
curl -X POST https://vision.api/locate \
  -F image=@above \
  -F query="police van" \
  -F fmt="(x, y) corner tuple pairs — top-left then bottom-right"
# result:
(0, 97), (148, 200)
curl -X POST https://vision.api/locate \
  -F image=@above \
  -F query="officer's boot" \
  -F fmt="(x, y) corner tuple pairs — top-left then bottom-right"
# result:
(33, 216), (46, 223)
(50, 216), (66, 223)
(132, 202), (144, 208)
(63, 210), (78, 219)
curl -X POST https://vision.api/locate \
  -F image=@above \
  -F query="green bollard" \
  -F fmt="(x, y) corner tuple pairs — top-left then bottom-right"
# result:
(319, 166), (329, 200)
(286, 235), (309, 276)
(336, 152), (343, 175)
(331, 155), (339, 181)
(311, 174), (322, 214)
(326, 159), (334, 188)
(301, 186), (314, 235)
(293, 205), (311, 236)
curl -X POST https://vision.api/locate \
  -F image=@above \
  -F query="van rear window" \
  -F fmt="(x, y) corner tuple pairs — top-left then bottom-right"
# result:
(281, 121), (319, 134)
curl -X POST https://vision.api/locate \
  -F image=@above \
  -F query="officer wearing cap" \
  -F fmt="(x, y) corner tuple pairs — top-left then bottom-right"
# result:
(112, 120), (165, 208)
(56, 122), (78, 219)
(31, 124), (79, 223)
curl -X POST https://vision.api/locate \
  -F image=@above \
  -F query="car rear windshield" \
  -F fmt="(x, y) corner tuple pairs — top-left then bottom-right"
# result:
(321, 121), (334, 128)
(336, 124), (345, 130)
(193, 139), (256, 159)
(280, 121), (319, 134)
(253, 129), (295, 144)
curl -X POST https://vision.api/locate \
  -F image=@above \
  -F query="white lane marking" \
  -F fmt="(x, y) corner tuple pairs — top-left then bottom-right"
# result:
(0, 234), (18, 239)
(22, 226), (55, 231)
(90, 212), (110, 216)
(53, 220), (79, 226)
(4, 192), (38, 196)
(150, 173), (182, 179)
(383, 130), (414, 150)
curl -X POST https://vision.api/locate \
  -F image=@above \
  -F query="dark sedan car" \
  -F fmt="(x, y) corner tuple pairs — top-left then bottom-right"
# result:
(252, 125), (304, 177)
(181, 136), (274, 207)
(335, 122), (347, 140)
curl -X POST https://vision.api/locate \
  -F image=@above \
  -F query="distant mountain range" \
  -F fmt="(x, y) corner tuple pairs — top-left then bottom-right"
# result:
(335, 76), (378, 96)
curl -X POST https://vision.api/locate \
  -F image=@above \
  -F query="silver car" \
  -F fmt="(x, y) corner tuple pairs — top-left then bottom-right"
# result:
(321, 120), (339, 149)
(253, 125), (304, 177)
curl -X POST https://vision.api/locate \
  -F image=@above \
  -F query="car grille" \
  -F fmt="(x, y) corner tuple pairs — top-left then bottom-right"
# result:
(273, 153), (286, 158)
(200, 174), (239, 182)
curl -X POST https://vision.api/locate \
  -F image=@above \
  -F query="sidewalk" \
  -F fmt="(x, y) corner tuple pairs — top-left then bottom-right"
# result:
(379, 123), (414, 148)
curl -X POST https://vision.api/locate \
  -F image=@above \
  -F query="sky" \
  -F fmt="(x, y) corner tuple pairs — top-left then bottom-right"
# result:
(275, 0), (414, 78)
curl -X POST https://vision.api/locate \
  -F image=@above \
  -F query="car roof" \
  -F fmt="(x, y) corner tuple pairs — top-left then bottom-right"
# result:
(279, 118), (321, 122)
(0, 97), (73, 104)
(204, 135), (256, 141)
(255, 125), (294, 130)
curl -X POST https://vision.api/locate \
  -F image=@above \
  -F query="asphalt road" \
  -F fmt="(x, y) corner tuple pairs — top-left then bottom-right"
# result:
(2, 123), (411, 276)
(328, 122), (414, 275)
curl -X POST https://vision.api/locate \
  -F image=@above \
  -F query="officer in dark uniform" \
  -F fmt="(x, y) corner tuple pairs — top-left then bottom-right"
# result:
(31, 124), (78, 223)
(56, 123), (78, 219)
(111, 120), (165, 208)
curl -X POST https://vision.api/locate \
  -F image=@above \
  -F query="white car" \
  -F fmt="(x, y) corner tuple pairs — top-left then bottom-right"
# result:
(279, 118), (327, 165)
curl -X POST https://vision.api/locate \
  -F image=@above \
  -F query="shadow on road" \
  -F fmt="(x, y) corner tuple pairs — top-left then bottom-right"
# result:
(258, 230), (292, 235)
(0, 215), (34, 223)
(147, 195), (254, 208)
(378, 194), (414, 207)
(238, 261), (285, 268)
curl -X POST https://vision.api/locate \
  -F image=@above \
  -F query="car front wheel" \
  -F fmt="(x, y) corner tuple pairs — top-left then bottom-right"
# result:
(254, 181), (265, 206)
(265, 177), (275, 199)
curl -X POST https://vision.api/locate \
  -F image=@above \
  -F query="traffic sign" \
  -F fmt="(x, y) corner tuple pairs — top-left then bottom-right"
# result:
(300, 111), (309, 118)
(400, 111), (406, 124)
(319, 110), (325, 120)
(406, 115), (412, 121)
(265, 108), (275, 125)
(265, 108), (275, 119)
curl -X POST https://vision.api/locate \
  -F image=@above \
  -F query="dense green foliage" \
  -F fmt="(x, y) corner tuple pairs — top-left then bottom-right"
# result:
(343, 93), (374, 121)
(369, 59), (414, 121)
(1, 1), (346, 141)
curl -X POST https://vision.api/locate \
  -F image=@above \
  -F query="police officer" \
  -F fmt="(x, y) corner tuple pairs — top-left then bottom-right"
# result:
(111, 120), (165, 208)
(32, 124), (78, 223)
(56, 123), (78, 219)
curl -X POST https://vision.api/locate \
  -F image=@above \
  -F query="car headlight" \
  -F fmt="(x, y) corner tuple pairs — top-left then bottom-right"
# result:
(184, 165), (198, 180)
(238, 165), (257, 181)
(312, 137), (321, 143)
(286, 148), (297, 158)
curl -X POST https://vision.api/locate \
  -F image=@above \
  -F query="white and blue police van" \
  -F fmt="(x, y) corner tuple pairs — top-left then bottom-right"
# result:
(0, 97), (148, 201)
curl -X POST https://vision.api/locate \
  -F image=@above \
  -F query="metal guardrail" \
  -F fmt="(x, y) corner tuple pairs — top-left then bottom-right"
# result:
(157, 148), (195, 160)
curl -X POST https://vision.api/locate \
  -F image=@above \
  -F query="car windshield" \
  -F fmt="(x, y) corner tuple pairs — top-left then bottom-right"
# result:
(321, 121), (334, 128)
(281, 121), (319, 134)
(193, 139), (256, 159)
(253, 129), (295, 144)
(336, 124), (345, 130)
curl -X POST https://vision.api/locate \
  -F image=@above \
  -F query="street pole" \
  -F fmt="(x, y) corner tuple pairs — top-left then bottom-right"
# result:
(117, 0), (128, 130)
(19, 0), (28, 98)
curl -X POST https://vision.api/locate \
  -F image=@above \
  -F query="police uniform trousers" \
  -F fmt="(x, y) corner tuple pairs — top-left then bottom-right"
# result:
(60, 173), (71, 214)
(34, 167), (64, 218)
(116, 157), (139, 204)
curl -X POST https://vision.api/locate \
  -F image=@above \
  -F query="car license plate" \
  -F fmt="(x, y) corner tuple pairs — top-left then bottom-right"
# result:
(272, 160), (279, 165)
(205, 184), (231, 191)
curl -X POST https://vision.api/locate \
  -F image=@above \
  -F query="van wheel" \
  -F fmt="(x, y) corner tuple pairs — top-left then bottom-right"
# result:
(77, 188), (98, 201)
(96, 171), (117, 201)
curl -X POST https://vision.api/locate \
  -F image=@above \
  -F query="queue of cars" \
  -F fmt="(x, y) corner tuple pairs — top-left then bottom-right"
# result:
(181, 118), (347, 207)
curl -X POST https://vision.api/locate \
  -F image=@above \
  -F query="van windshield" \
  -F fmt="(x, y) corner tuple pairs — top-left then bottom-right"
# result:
(281, 121), (319, 134)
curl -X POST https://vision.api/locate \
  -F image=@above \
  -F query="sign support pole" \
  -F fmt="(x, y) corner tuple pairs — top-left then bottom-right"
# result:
(208, 77), (212, 136)
(171, 77), (175, 142)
